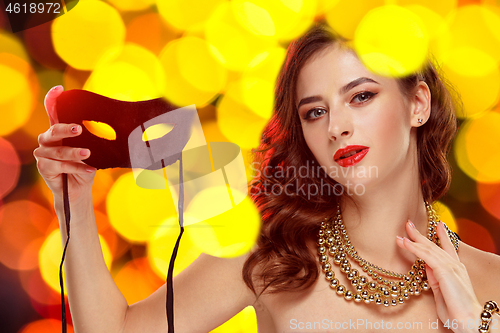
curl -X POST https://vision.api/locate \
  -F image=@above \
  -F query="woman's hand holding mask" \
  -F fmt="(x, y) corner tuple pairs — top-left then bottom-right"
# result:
(33, 85), (96, 204)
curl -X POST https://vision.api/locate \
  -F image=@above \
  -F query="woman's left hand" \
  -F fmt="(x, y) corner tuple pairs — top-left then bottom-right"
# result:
(396, 220), (482, 333)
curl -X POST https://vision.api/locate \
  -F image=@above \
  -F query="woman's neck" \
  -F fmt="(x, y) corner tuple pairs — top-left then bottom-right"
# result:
(338, 161), (428, 274)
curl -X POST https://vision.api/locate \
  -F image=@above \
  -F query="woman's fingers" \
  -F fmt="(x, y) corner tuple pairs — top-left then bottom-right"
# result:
(38, 124), (82, 147)
(44, 85), (64, 125)
(34, 146), (90, 162)
(37, 158), (95, 177)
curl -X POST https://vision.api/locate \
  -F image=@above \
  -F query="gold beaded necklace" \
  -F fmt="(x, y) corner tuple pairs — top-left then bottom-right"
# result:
(317, 201), (459, 307)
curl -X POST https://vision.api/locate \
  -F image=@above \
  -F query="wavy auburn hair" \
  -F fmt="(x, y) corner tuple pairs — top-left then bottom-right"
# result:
(242, 22), (459, 296)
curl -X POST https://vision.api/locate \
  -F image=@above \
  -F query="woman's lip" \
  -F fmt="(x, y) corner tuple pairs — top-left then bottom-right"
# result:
(334, 145), (369, 161)
(334, 148), (369, 167)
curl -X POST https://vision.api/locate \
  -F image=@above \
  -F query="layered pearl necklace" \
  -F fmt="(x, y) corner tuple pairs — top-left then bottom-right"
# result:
(317, 201), (459, 307)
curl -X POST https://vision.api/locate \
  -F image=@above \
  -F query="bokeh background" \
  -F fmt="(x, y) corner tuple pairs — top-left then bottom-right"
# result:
(1, 0), (500, 332)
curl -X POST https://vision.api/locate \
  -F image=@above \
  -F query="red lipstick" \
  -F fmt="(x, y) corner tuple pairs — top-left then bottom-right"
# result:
(334, 145), (369, 167)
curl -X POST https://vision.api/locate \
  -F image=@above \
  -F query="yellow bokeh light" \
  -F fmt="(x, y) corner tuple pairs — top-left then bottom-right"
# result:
(82, 120), (117, 141)
(325, 0), (385, 40)
(455, 112), (500, 183)
(187, 187), (260, 258)
(433, 201), (457, 233)
(446, 5), (500, 64)
(0, 31), (30, 62)
(39, 229), (112, 294)
(205, 2), (277, 71)
(442, 47), (500, 118)
(157, 0), (225, 32)
(84, 43), (166, 101)
(241, 47), (286, 119)
(354, 5), (429, 77)
(107, 0), (155, 11)
(315, 0), (341, 16)
(147, 215), (202, 279)
(395, 0), (457, 18)
(158, 38), (221, 107)
(52, 0), (126, 70)
(211, 306), (258, 333)
(403, 5), (452, 67)
(175, 36), (228, 94)
(106, 172), (178, 242)
(0, 53), (35, 136)
(217, 81), (269, 150)
(231, 0), (317, 41)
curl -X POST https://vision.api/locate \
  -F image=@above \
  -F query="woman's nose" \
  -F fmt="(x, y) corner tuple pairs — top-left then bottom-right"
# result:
(328, 110), (353, 141)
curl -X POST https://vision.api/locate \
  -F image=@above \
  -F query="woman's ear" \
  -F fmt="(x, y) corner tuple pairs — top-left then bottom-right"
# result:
(410, 81), (431, 127)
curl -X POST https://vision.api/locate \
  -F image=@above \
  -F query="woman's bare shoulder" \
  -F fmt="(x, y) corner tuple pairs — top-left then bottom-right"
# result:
(458, 241), (500, 302)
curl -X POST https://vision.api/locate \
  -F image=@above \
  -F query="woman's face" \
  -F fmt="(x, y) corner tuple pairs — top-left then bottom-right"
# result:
(296, 44), (418, 194)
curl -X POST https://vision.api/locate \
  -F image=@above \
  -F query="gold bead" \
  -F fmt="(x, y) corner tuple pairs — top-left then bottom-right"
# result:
(481, 311), (492, 322)
(369, 295), (375, 302)
(322, 263), (331, 272)
(344, 290), (353, 300)
(383, 290), (390, 297)
(356, 285), (363, 292)
(368, 282), (376, 291)
(325, 270), (334, 281)
(375, 298), (382, 305)
(408, 288), (414, 295)
(351, 279), (359, 286)
(359, 276), (368, 285)
(318, 246), (326, 254)
(319, 255), (327, 263)
(391, 299), (397, 306)
(354, 293), (362, 303)
(398, 297), (404, 304)
(421, 281), (429, 291)
(330, 278), (339, 289)
(347, 272), (355, 280)
(336, 285), (346, 295)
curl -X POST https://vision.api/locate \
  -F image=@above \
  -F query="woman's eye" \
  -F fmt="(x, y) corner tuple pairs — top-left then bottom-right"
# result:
(351, 91), (377, 104)
(304, 108), (326, 120)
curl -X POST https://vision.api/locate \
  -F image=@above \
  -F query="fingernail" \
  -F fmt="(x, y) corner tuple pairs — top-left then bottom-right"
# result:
(396, 235), (404, 241)
(86, 167), (95, 173)
(80, 149), (89, 156)
(407, 220), (415, 228)
(55, 85), (63, 90)
(71, 125), (80, 133)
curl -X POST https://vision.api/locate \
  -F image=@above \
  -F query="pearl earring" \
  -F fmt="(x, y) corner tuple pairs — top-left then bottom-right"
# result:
(418, 118), (423, 124)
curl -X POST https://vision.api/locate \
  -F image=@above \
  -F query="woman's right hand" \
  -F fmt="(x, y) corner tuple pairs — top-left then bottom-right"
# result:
(34, 85), (97, 204)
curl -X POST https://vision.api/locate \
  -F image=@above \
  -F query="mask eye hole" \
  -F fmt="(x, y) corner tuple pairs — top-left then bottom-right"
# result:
(82, 120), (117, 140)
(142, 123), (175, 142)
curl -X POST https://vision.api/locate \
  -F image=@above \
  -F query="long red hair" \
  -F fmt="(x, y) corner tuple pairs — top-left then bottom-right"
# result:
(242, 21), (459, 296)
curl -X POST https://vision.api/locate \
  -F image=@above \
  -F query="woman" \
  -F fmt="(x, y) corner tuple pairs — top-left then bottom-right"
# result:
(35, 22), (500, 332)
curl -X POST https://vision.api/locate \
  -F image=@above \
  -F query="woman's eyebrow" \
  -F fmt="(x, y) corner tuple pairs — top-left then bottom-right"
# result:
(297, 77), (380, 110)
(339, 77), (380, 95)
